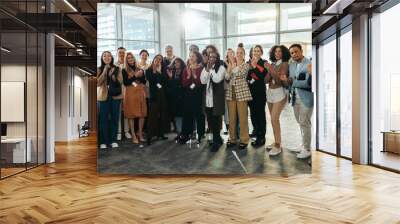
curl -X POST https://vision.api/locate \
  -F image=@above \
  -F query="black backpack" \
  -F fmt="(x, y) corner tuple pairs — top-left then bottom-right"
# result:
(108, 67), (122, 97)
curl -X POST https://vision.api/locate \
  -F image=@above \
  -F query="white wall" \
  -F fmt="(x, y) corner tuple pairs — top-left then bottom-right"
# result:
(159, 3), (183, 57)
(54, 66), (89, 141)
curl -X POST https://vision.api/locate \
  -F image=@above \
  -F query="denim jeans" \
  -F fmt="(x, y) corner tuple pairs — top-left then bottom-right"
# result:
(98, 96), (121, 145)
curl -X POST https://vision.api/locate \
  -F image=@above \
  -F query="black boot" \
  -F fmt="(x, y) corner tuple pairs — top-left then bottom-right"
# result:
(211, 142), (222, 152)
(251, 138), (265, 148)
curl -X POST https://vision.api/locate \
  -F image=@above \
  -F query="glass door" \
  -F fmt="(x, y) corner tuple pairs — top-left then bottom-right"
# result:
(317, 35), (337, 154)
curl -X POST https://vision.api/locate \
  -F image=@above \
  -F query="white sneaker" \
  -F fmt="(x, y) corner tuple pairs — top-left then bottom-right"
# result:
(110, 142), (119, 148)
(125, 132), (132, 139)
(100, 144), (107, 149)
(266, 143), (274, 149)
(269, 146), (282, 156)
(117, 133), (122, 141)
(296, 150), (311, 159)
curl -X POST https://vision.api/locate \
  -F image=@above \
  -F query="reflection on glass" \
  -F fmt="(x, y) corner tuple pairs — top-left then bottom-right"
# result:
(1, 31), (28, 177)
(318, 37), (337, 154)
(371, 3), (400, 171)
(340, 30), (352, 158)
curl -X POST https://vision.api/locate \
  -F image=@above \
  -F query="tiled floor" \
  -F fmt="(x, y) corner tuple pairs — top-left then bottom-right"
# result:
(98, 104), (311, 175)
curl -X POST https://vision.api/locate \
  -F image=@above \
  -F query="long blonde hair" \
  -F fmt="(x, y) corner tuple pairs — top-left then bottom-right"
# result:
(124, 52), (137, 77)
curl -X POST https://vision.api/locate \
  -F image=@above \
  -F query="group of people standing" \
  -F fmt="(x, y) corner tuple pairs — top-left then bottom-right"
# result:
(97, 42), (313, 159)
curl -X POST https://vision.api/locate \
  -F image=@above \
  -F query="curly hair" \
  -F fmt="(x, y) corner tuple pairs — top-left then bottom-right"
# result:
(269, 45), (290, 62)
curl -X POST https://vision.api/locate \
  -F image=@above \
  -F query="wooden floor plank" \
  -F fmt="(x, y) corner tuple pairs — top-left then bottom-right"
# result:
(0, 135), (400, 223)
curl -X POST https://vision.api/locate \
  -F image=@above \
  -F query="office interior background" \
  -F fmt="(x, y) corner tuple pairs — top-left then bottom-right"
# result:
(0, 0), (400, 223)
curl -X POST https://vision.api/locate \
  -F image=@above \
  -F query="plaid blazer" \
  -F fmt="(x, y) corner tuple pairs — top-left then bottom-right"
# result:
(225, 62), (252, 102)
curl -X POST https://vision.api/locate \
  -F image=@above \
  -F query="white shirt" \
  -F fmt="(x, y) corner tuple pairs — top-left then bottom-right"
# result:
(200, 65), (226, 108)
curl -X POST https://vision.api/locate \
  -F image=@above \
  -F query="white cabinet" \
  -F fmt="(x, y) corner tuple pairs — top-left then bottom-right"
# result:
(1, 138), (32, 163)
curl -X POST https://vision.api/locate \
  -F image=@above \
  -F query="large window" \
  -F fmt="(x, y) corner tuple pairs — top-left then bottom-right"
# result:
(183, 3), (223, 57)
(280, 3), (312, 58)
(97, 4), (159, 64)
(184, 3), (223, 40)
(226, 4), (276, 35)
(183, 3), (312, 60)
(371, 3), (400, 171)
(317, 36), (337, 154)
(280, 3), (312, 31)
(316, 27), (354, 159)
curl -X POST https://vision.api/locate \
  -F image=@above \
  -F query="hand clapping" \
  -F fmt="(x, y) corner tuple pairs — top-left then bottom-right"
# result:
(251, 57), (258, 68)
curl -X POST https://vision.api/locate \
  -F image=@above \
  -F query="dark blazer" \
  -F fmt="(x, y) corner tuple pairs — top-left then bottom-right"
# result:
(247, 58), (267, 100)
(145, 67), (167, 102)
(165, 68), (184, 117)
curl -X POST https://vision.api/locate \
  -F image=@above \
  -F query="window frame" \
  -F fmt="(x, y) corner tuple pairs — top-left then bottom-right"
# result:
(182, 3), (313, 60)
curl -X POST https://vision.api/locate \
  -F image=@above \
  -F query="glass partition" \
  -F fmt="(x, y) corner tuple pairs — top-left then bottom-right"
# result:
(317, 35), (337, 154)
(370, 3), (400, 171)
(0, 1), (46, 179)
(1, 31), (28, 177)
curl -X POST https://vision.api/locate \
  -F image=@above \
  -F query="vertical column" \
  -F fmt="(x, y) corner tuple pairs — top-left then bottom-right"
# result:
(46, 1), (55, 163)
(352, 14), (369, 164)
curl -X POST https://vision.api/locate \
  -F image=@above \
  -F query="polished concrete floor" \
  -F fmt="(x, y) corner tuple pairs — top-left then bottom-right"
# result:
(98, 105), (311, 175)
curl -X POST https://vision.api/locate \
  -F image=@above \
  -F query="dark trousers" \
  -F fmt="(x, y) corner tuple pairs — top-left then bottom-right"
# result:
(205, 107), (222, 144)
(249, 102), (257, 134)
(182, 110), (205, 138)
(147, 91), (168, 139)
(181, 90), (205, 138)
(98, 96), (121, 145)
(248, 97), (266, 141)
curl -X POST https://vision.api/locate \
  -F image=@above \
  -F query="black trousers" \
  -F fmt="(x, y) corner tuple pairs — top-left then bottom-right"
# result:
(181, 109), (205, 138)
(248, 96), (266, 141)
(181, 90), (205, 138)
(147, 90), (168, 139)
(205, 107), (223, 144)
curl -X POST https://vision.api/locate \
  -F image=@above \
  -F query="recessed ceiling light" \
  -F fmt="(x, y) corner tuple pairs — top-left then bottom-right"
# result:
(63, 0), (78, 12)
